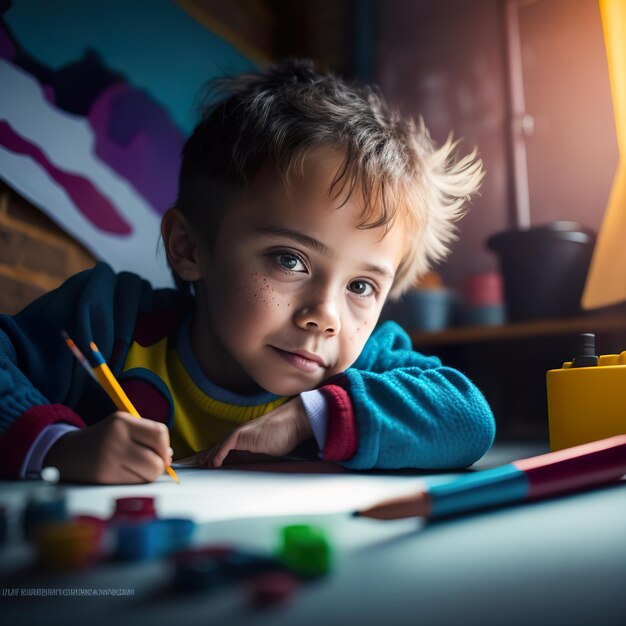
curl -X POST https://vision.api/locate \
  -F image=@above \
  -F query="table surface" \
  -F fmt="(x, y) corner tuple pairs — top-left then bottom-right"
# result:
(1, 442), (625, 626)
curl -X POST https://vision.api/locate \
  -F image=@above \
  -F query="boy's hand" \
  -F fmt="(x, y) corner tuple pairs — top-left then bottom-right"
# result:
(178, 397), (313, 468)
(44, 412), (172, 484)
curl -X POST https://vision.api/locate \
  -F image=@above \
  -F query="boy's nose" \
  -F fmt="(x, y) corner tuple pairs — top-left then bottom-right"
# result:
(294, 301), (341, 336)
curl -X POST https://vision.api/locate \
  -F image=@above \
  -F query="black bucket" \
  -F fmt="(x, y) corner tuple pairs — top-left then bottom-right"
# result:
(487, 221), (596, 321)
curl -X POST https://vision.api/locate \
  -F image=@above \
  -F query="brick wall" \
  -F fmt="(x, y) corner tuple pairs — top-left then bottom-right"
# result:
(0, 181), (96, 314)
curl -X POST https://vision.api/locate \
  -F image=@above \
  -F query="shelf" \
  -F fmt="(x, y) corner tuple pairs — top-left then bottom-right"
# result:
(409, 313), (626, 347)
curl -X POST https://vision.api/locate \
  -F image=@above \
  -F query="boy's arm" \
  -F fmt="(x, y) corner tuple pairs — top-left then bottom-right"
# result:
(21, 423), (80, 478)
(0, 340), (87, 477)
(0, 263), (148, 478)
(318, 321), (496, 470)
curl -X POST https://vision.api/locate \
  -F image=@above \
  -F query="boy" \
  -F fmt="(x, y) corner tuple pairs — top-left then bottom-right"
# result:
(0, 60), (495, 483)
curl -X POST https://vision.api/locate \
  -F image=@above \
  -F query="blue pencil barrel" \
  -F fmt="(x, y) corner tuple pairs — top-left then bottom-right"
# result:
(429, 464), (530, 518)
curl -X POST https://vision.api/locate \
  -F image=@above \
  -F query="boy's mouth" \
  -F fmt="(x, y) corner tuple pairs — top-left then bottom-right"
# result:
(270, 347), (325, 373)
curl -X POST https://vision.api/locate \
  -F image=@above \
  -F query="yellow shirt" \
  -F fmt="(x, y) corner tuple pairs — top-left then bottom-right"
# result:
(119, 318), (288, 459)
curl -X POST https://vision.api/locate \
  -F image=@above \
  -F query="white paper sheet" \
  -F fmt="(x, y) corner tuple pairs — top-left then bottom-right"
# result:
(63, 467), (428, 523)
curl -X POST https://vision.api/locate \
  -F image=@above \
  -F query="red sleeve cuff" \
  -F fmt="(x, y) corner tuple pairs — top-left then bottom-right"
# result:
(0, 404), (86, 479)
(319, 383), (358, 462)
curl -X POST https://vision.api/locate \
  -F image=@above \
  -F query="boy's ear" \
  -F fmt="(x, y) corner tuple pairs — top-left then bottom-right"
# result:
(161, 209), (203, 282)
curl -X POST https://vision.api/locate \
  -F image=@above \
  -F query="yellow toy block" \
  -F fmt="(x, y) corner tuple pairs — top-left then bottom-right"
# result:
(547, 350), (626, 450)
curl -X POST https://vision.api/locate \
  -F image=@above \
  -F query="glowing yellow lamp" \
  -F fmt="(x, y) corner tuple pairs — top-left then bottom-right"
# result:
(582, 0), (626, 308)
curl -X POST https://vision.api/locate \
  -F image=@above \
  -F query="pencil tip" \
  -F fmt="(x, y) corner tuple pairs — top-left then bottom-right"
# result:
(166, 466), (180, 483)
(351, 511), (361, 518)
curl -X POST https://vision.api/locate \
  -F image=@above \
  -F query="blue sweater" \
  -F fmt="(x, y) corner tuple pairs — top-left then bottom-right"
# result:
(0, 263), (495, 476)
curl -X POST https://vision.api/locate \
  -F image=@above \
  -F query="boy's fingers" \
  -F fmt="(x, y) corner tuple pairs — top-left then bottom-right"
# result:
(115, 411), (169, 440)
(211, 444), (229, 467)
(119, 460), (163, 484)
(96, 447), (164, 484)
(126, 419), (170, 459)
(119, 463), (152, 484)
(176, 449), (211, 467)
(122, 445), (167, 482)
(212, 432), (240, 467)
(213, 427), (264, 466)
(204, 444), (220, 467)
(111, 415), (170, 476)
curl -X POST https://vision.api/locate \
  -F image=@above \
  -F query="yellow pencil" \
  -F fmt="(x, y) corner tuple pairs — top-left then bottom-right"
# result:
(88, 341), (179, 483)
(61, 331), (178, 483)
(88, 342), (179, 483)
(88, 342), (140, 416)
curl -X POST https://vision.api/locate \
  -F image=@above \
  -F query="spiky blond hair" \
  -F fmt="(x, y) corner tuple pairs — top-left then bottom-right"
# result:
(389, 118), (484, 297)
(176, 59), (484, 297)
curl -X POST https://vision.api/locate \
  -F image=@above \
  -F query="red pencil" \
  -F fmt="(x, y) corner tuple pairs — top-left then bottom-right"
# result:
(355, 434), (626, 520)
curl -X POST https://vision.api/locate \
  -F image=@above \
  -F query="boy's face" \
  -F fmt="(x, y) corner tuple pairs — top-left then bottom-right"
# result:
(191, 149), (407, 396)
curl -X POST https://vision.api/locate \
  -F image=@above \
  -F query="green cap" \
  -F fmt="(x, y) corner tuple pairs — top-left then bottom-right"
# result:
(277, 524), (332, 578)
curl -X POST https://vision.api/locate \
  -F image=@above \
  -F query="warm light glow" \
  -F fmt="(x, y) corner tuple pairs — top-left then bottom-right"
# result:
(582, 0), (626, 308)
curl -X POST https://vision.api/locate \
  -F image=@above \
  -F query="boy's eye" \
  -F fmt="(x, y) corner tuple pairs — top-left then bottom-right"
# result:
(348, 280), (375, 297)
(275, 253), (306, 273)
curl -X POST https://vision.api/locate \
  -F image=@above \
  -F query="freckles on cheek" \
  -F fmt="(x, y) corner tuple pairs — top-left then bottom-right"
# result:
(348, 325), (362, 343)
(349, 319), (372, 343)
(245, 272), (281, 308)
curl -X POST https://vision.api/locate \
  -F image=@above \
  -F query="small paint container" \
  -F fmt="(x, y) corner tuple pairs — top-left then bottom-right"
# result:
(73, 515), (107, 553)
(23, 491), (68, 540)
(114, 519), (162, 561)
(110, 496), (156, 523)
(34, 519), (101, 570)
(277, 524), (332, 578)
(462, 271), (504, 307)
(403, 289), (457, 332)
(462, 304), (506, 327)
(157, 518), (197, 555)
